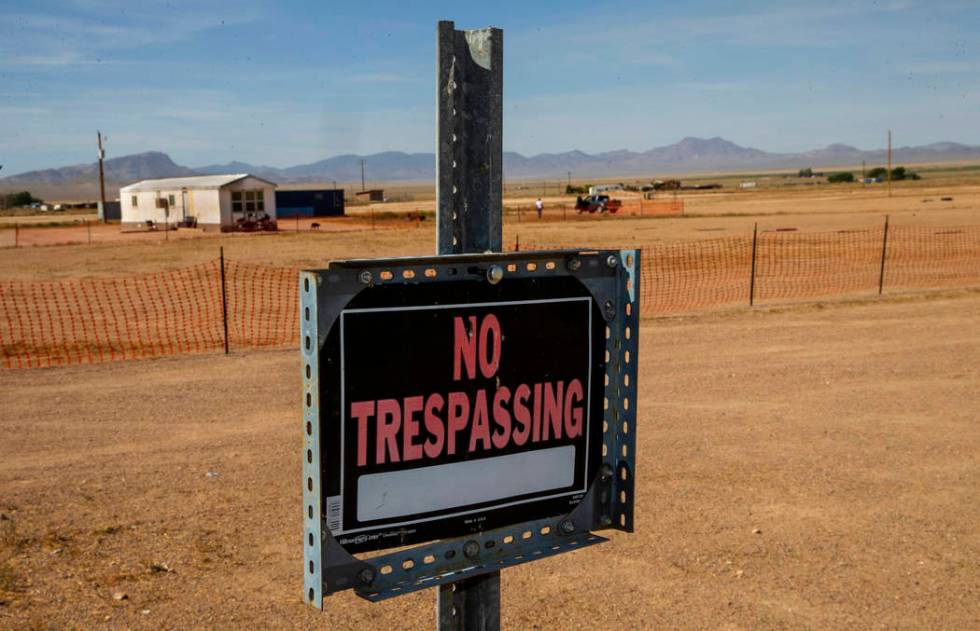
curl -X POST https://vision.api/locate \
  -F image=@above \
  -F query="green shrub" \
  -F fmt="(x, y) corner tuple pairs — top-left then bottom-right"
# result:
(827, 172), (854, 183)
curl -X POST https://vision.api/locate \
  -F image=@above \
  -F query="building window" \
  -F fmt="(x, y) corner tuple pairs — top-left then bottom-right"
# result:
(232, 190), (265, 219)
(132, 195), (138, 207)
(168, 194), (176, 206)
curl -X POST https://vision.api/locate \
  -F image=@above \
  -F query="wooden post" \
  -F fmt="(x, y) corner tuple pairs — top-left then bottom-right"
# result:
(220, 246), (229, 354)
(878, 215), (890, 295)
(749, 222), (759, 306)
(435, 20), (503, 631)
(97, 131), (107, 223)
(887, 129), (892, 198)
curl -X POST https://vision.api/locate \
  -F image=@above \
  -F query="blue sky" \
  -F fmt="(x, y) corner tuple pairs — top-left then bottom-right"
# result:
(0, 0), (977, 174)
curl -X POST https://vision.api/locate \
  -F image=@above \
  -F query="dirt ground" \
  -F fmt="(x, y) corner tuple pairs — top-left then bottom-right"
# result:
(1, 179), (979, 628)
(0, 181), (978, 280)
(1, 290), (978, 629)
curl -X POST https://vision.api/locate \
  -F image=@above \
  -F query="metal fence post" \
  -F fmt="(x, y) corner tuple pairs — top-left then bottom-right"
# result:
(878, 214), (890, 295)
(220, 246), (229, 354)
(86, 220), (92, 245)
(749, 222), (759, 306)
(14, 222), (19, 247)
(435, 19), (503, 631)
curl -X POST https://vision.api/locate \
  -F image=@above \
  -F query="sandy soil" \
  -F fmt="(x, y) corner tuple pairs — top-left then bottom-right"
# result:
(1, 291), (978, 629)
(0, 182), (978, 281)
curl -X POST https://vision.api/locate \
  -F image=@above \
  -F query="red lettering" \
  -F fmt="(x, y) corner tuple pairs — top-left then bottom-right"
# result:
(478, 314), (502, 378)
(468, 389), (491, 452)
(351, 401), (375, 467)
(564, 379), (584, 438)
(402, 396), (424, 461)
(447, 392), (470, 455)
(513, 384), (531, 446)
(424, 393), (445, 459)
(542, 381), (564, 441)
(453, 316), (477, 381)
(376, 399), (401, 465)
(492, 386), (512, 449)
(532, 383), (543, 442)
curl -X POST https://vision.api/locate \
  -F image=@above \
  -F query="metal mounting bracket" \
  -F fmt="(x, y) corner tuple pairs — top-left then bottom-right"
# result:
(301, 248), (639, 608)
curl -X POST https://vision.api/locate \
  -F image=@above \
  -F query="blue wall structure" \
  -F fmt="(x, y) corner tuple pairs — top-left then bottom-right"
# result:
(98, 201), (121, 221)
(275, 189), (344, 217)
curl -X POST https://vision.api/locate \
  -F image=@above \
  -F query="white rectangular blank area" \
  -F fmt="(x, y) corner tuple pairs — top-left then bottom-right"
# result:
(356, 445), (577, 522)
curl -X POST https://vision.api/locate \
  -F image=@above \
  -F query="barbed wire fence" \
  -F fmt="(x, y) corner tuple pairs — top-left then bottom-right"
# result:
(1, 223), (978, 369)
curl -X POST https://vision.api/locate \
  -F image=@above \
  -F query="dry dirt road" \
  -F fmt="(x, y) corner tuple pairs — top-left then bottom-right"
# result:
(1, 290), (978, 629)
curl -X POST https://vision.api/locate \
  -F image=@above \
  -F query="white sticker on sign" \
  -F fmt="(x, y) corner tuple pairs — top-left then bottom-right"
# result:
(355, 445), (576, 522)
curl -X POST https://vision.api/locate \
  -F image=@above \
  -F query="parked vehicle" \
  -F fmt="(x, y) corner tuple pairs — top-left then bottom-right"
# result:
(575, 194), (622, 214)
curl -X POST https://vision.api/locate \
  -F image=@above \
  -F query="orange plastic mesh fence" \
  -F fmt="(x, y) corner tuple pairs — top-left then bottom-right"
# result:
(755, 228), (885, 301)
(884, 226), (980, 289)
(515, 224), (980, 314)
(0, 262), (225, 368)
(1, 226), (978, 369)
(224, 260), (299, 350)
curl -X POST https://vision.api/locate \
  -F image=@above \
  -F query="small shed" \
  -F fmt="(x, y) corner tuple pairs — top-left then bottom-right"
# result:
(355, 189), (385, 202)
(275, 189), (345, 217)
(98, 201), (121, 221)
(119, 174), (277, 232)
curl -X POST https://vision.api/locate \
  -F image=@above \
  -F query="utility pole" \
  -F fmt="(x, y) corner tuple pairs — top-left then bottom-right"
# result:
(862, 159), (866, 186)
(887, 129), (892, 198)
(360, 159), (366, 192)
(436, 20), (503, 627)
(97, 131), (107, 222)
(567, 170), (571, 191)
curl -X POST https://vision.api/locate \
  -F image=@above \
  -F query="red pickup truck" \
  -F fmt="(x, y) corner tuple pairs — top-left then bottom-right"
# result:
(575, 194), (622, 214)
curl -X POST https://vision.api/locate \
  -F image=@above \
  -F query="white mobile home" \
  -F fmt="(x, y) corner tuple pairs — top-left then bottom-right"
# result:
(120, 174), (277, 232)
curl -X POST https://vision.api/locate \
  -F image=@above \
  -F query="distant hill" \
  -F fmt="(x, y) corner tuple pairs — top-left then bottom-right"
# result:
(1, 151), (196, 186)
(4, 138), (980, 198)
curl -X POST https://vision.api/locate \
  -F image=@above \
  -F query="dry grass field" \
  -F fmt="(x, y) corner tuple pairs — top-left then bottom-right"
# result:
(0, 178), (978, 280)
(1, 180), (979, 629)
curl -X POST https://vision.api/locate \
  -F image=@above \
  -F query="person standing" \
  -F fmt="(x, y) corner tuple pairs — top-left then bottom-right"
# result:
(535, 197), (544, 219)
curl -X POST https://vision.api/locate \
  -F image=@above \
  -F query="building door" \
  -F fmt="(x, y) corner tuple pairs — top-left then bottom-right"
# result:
(181, 189), (193, 223)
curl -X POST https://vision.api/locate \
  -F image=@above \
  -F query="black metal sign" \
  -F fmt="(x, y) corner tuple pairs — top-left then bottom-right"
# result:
(302, 250), (638, 606)
(330, 286), (601, 552)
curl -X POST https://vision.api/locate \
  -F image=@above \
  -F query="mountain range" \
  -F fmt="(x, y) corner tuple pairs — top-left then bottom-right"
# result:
(4, 137), (980, 195)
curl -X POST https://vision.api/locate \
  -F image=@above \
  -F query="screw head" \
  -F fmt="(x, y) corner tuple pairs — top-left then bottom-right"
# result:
(599, 515), (613, 527)
(486, 265), (504, 285)
(606, 254), (619, 268)
(559, 519), (575, 534)
(567, 258), (581, 271)
(599, 464), (614, 481)
(463, 540), (480, 558)
(357, 568), (375, 585)
(604, 300), (616, 321)
(358, 270), (372, 285)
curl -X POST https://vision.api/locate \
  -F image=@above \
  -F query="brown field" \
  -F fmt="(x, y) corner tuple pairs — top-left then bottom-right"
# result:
(1, 180), (979, 629)
(0, 177), (978, 279)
